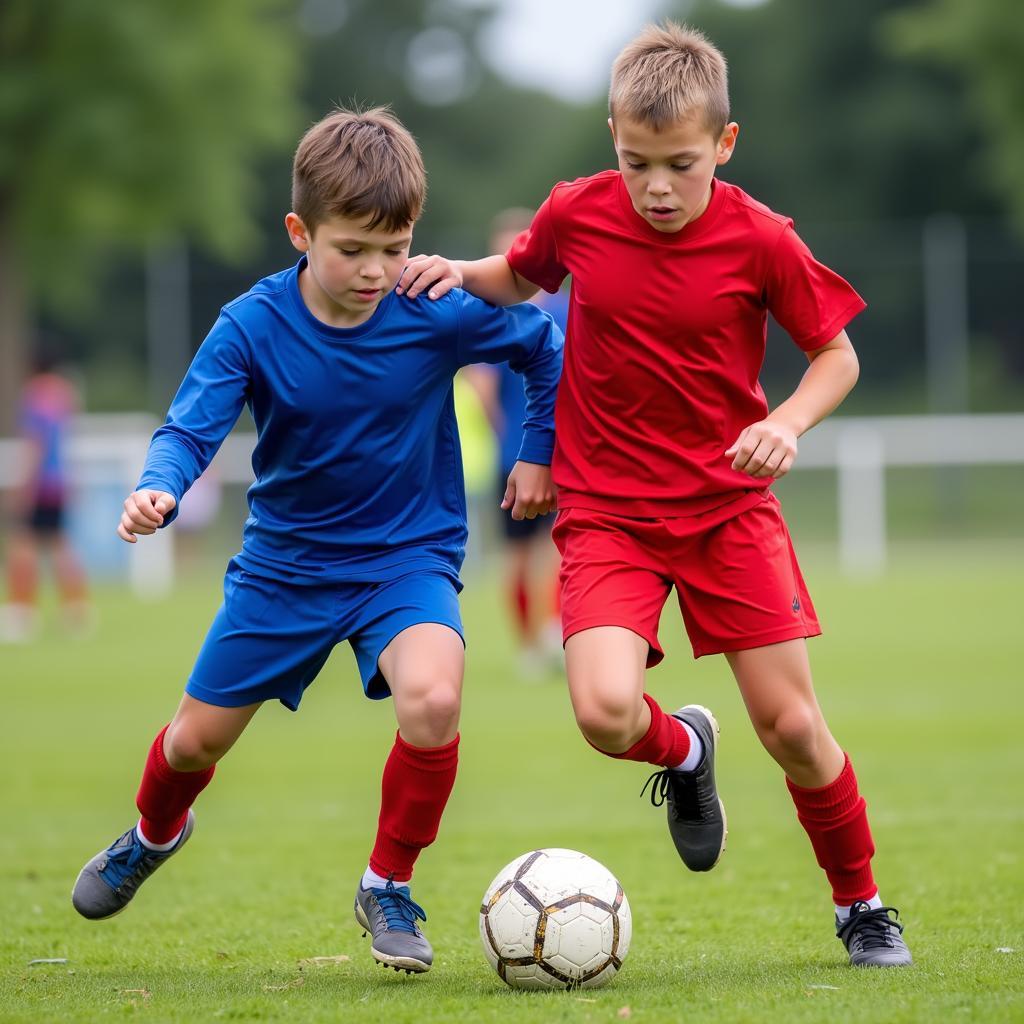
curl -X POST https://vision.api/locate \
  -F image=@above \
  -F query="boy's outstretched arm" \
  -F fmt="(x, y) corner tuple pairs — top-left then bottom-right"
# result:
(398, 254), (539, 306)
(726, 331), (859, 480)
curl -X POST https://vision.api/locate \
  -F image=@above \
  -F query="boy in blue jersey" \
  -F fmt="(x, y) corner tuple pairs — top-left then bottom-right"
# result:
(71, 107), (563, 975)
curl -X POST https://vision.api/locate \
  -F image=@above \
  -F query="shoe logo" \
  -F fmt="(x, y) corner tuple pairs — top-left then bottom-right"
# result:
(791, 595), (801, 613)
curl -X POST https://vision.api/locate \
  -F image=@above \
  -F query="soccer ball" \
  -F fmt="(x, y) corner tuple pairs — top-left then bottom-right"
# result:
(479, 848), (631, 990)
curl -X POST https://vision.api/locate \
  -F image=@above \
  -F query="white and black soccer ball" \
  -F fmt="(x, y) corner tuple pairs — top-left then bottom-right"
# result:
(479, 848), (631, 990)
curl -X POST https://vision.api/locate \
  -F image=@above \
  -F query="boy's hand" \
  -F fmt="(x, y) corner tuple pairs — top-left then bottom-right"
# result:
(725, 420), (798, 479)
(117, 489), (176, 543)
(502, 462), (556, 520)
(397, 254), (462, 300)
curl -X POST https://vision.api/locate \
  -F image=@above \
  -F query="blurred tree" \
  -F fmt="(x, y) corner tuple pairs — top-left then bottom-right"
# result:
(885, 0), (1024, 233)
(0, 0), (300, 433)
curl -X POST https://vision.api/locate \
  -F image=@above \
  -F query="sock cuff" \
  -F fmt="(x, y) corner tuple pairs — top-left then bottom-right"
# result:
(149, 724), (216, 784)
(149, 725), (178, 782)
(786, 753), (861, 815)
(393, 731), (460, 769)
(587, 693), (662, 759)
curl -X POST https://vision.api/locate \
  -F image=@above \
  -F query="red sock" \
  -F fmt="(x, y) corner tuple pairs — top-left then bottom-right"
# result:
(369, 732), (459, 882)
(786, 754), (877, 905)
(510, 576), (529, 636)
(588, 693), (691, 767)
(135, 725), (215, 845)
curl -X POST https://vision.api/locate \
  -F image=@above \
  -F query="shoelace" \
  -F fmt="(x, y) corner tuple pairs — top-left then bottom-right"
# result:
(641, 768), (702, 818)
(374, 880), (427, 935)
(99, 830), (163, 889)
(641, 769), (672, 807)
(837, 904), (904, 950)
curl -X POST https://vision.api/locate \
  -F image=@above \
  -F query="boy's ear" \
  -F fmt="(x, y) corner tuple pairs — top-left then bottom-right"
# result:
(285, 212), (311, 253)
(716, 122), (740, 166)
(607, 116), (617, 147)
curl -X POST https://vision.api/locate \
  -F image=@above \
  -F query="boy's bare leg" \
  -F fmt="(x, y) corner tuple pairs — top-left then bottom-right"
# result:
(728, 639), (911, 965)
(356, 623), (463, 973)
(565, 626), (649, 751)
(164, 693), (262, 771)
(566, 626), (726, 871)
(72, 696), (261, 920)
(725, 639), (843, 787)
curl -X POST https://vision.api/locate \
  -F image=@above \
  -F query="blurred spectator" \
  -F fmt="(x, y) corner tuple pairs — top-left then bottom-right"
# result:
(463, 208), (568, 678)
(1, 349), (91, 641)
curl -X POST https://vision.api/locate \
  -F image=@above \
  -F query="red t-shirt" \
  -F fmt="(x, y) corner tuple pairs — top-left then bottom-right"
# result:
(507, 171), (866, 516)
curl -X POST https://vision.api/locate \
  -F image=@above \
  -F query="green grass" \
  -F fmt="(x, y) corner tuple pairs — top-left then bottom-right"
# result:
(2, 543), (1023, 1022)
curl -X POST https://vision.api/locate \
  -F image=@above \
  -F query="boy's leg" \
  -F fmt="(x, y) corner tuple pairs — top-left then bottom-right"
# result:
(565, 625), (726, 871)
(355, 622), (463, 973)
(727, 640), (910, 966)
(554, 507), (726, 871)
(73, 696), (260, 920)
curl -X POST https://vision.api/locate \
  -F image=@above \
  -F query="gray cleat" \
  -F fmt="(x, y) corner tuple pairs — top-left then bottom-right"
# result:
(72, 810), (195, 920)
(837, 901), (913, 966)
(354, 879), (433, 973)
(641, 704), (727, 872)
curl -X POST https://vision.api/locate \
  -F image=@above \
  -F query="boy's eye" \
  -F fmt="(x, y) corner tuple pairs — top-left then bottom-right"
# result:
(625, 161), (646, 171)
(385, 249), (404, 257)
(672, 164), (693, 172)
(339, 248), (360, 256)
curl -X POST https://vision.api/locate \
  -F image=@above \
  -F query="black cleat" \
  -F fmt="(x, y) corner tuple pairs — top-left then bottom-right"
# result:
(641, 705), (727, 872)
(837, 901), (913, 966)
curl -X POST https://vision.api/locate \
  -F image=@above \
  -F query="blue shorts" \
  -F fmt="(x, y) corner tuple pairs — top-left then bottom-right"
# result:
(186, 560), (464, 711)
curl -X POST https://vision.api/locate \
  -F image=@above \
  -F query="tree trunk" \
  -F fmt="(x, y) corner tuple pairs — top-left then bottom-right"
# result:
(0, 204), (30, 438)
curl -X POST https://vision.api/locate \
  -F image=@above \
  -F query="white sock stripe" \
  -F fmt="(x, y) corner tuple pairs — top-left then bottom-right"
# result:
(135, 820), (183, 852)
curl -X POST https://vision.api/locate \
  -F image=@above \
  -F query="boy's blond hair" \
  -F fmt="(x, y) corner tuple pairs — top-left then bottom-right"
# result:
(291, 106), (426, 234)
(609, 22), (729, 135)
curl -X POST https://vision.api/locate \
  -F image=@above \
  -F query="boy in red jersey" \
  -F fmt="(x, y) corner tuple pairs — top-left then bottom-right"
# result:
(399, 22), (911, 967)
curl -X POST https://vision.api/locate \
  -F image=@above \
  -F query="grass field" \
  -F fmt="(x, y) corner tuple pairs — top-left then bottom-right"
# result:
(2, 543), (1023, 1022)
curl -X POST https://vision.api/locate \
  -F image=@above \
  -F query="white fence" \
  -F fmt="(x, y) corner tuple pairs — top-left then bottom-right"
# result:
(2, 413), (1022, 594)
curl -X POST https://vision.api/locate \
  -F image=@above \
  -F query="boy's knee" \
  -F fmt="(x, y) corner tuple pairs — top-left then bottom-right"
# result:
(419, 680), (461, 728)
(395, 675), (462, 746)
(573, 691), (643, 753)
(164, 725), (224, 772)
(758, 705), (820, 765)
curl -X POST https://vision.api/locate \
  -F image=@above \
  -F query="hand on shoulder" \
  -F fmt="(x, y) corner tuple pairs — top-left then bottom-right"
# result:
(397, 254), (463, 301)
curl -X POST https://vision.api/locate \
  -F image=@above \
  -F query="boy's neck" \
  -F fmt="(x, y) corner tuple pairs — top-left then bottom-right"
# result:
(297, 263), (382, 329)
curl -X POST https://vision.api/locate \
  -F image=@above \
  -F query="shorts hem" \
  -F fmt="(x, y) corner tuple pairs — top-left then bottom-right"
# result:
(692, 623), (822, 659)
(364, 618), (466, 701)
(185, 680), (296, 711)
(562, 617), (664, 667)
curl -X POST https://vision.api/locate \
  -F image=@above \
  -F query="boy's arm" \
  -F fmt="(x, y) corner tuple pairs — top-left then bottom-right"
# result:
(454, 295), (563, 518)
(122, 315), (250, 541)
(726, 331), (859, 479)
(398, 253), (539, 306)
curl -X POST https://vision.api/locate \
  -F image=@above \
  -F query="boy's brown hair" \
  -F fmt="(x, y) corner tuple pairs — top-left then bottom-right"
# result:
(609, 22), (729, 135)
(291, 106), (426, 234)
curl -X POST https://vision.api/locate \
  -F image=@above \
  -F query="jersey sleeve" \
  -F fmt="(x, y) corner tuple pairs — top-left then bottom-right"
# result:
(137, 312), (251, 525)
(506, 190), (570, 295)
(454, 292), (563, 465)
(765, 224), (867, 351)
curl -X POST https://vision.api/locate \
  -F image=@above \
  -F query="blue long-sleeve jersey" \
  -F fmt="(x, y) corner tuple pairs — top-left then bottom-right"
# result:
(138, 257), (563, 584)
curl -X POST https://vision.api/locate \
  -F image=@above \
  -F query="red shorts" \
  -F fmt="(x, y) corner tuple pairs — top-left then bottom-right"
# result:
(552, 491), (820, 665)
